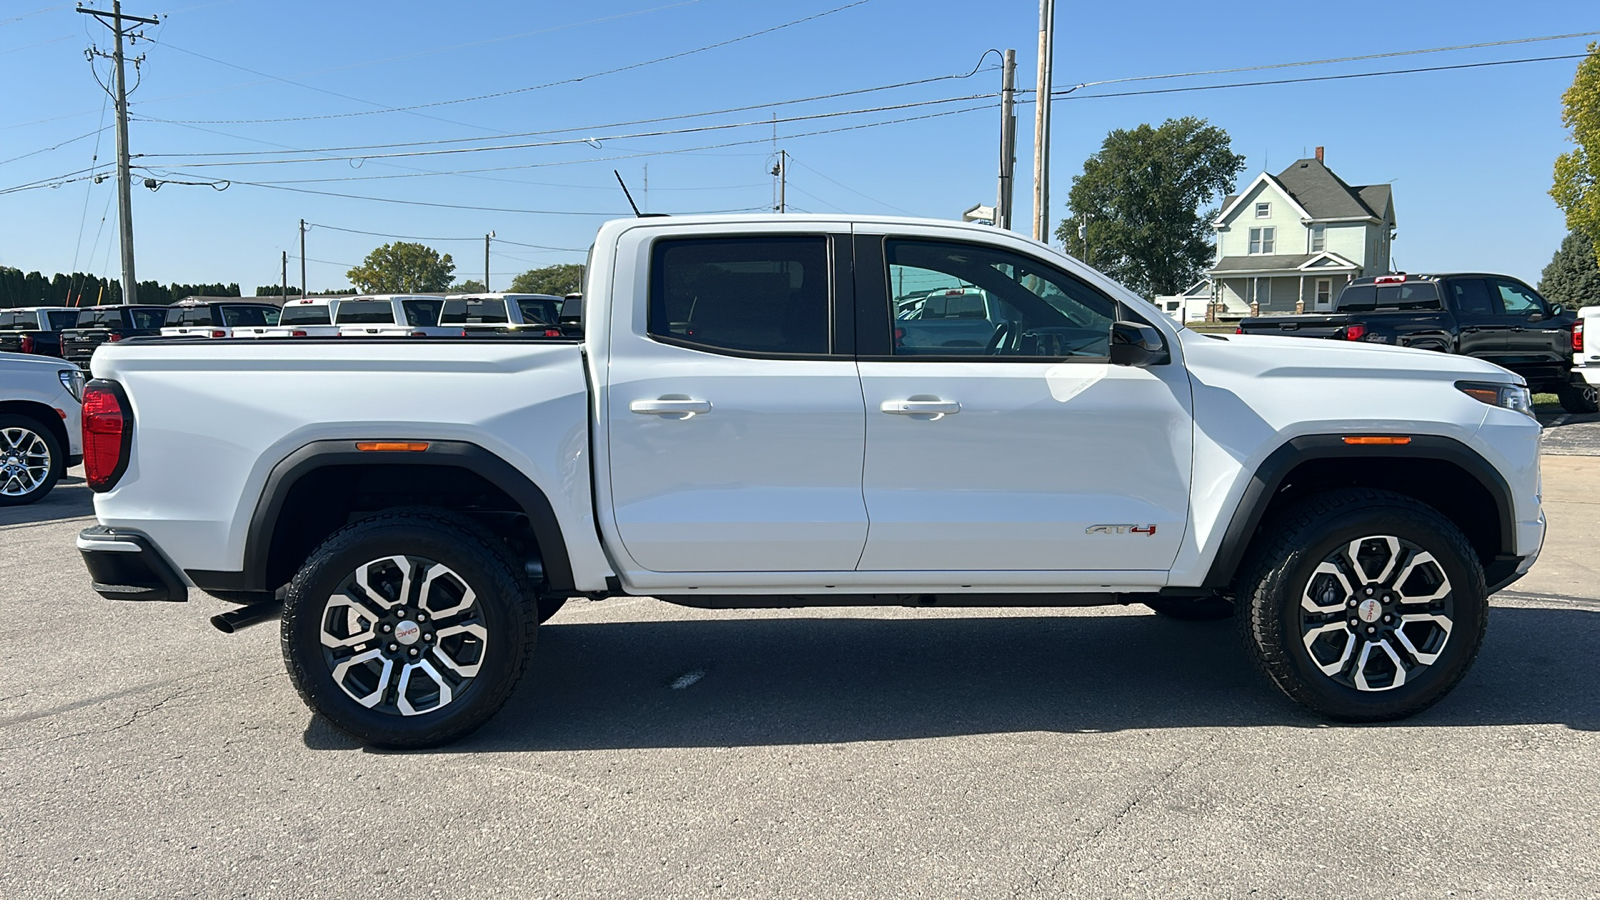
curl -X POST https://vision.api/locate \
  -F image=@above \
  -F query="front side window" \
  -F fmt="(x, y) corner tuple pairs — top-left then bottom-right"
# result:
(1494, 279), (1546, 316)
(886, 239), (1115, 358)
(1310, 225), (1326, 252)
(649, 236), (829, 355)
(1255, 202), (1271, 219)
(1248, 227), (1276, 254)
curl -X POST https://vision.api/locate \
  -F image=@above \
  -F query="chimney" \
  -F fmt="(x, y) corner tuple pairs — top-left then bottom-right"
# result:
(1315, 146), (1324, 163)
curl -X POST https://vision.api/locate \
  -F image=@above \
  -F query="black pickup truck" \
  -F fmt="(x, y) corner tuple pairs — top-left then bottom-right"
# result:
(0, 306), (81, 358)
(58, 304), (169, 368)
(1237, 272), (1596, 413)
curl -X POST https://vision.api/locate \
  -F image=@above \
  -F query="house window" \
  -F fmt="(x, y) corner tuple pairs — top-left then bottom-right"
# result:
(1315, 278), (1332, 307)
(1311, 225), (1326, 253)
(1248, 227), (1276, 255)
(1255, 202), (1271, 219)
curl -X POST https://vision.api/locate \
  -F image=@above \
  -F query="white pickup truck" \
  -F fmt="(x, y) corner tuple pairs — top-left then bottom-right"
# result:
(1576, 305), (1600, 389)
(333, 294), (451, 337)
(76, 214), (1545, 748)
(0, 350), (82, 504)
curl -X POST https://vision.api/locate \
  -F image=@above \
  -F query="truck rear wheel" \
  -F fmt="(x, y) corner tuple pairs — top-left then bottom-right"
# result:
(1236, 488), (1487, 721)
(280, 509), (536, 748)
(1557, 381), (1599, 414)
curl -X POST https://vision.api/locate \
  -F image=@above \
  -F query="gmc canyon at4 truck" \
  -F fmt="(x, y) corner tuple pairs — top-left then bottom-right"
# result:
(76, 215), (1544, 748)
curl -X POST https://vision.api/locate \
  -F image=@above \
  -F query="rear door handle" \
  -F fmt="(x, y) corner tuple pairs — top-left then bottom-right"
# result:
(630, 398), (712, 416)
(880, 398), (961, 416)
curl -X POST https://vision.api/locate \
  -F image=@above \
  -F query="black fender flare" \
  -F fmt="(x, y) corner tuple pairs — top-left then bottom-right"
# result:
(1197, 434), (1515, 590)
(186, 439), (575, 594)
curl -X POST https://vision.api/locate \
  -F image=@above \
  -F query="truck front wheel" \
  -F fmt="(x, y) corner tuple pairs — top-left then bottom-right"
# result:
(1236, 489), (1487, 721)
(281, 509), (536, 748)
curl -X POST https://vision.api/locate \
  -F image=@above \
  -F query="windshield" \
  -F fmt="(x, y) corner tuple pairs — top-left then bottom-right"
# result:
(402, 299), (443, 326)
(514, 298), (559, 325)
(46, 311), (80, 330)
(336, 302), (397, 324)
(0, 311), (24, 329)
(279, 305), (332, 326)
(221, 306), (280, 327)
(1338, 282), (1442, 311)
(441, 298), (508, 324)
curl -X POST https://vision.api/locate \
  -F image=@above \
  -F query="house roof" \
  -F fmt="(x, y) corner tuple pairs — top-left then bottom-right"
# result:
(1217, 158), (1395, 225)
(1209, 251), (1361, 275)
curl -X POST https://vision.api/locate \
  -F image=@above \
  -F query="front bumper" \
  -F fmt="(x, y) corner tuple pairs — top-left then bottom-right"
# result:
(77, 525), (189, 602)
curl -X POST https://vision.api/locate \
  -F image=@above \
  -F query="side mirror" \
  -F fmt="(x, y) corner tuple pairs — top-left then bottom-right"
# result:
(1109, 321), (1169, 367)
(1551, 304), (1565, 316)
(1528, 312), (1544, 323)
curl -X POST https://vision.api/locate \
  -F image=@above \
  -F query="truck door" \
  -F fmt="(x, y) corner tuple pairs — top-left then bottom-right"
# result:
(851, 229), (1193, 577)
(1492, 277), (1566, 370)
(1444, 278), (1506, 360)
(605, 233), (868, 574)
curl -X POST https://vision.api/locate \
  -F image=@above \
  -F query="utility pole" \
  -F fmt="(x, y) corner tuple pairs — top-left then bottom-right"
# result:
(642, 163), (649, 214)
(79, 1), (158, 306)
(997, 48), (1017, 231)
(770, 150), (788, 213)
(281, 250), (288, 300)
(299, 219), (307, 298)
(1031, 0), (1056, 242)
(484, 232), (494, 291)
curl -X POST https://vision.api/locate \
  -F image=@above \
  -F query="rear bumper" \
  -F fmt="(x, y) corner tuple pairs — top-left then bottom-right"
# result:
(77, 525), (189, 602)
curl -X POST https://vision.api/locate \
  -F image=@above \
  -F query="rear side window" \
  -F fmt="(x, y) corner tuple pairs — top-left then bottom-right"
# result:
(336, 302), (396, 324)
(46, 311), (80, 330)
(440, 298), (508, 324)
(402, 299), (443, 326)
(649, 236), (830, 355)
(221, 306), (278, 327)
(279, 305), (331, 326)
(514, 298), (559, 324)
(1449, 279), (1496, 315)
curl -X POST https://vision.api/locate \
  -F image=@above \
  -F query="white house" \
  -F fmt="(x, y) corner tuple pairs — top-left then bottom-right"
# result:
(1208, 148), (1395, 316)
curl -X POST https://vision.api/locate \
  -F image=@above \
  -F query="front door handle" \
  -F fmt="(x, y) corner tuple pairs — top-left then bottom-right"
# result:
(630, 398), (712, 416)
(880, 398), (961, 416)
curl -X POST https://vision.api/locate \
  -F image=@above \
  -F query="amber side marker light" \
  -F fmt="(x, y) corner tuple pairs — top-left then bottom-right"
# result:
(1342, 436), (1412, 446)
(355, 441), (430, 452)
(1459, 387), (1500, 405)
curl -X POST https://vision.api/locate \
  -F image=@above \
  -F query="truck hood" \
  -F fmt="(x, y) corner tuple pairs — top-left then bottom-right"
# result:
(0, 350), (75, 375)
(1178, 329), (1521, 383)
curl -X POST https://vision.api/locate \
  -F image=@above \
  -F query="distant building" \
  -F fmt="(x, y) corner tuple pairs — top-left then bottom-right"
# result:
(1152, 279), (1212, 323)
(1208, 147), (1396, 316)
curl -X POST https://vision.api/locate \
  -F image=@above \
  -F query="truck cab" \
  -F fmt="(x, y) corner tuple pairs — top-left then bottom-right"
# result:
(333, 294), (451, 337)
(160, 300), (282, 338)
(265, 296), (344, 337)
(0, 307), (81, 357)
(59, 305), (168, 367)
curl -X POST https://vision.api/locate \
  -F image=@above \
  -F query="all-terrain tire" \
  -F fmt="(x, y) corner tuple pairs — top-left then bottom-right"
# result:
(1557, 381), (1599, 414)
(281, 508), (537, 748)
(0, 414), (64, 506)
(1236, 488), (1487, 722)
(1143, 595), (1235, 621)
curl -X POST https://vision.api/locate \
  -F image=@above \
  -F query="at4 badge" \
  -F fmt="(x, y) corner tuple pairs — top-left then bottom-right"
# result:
(1086, 524), (1158, 536)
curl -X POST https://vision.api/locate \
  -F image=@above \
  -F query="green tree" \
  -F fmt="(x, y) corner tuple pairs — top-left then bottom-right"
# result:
(1055, 116), (1245, 298)
(1539, 230), (1600, 309)
(346, 242), (455, 293)
(450, 279), (487, 293)
(1553, 44), (1600, 264)
(510, 263), (584, 296)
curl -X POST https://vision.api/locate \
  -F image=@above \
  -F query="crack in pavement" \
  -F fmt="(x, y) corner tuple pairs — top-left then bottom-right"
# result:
(0, 664), (279, 734)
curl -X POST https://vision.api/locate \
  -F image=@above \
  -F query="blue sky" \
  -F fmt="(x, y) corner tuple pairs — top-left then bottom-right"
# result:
(0, 0), (1595, 294)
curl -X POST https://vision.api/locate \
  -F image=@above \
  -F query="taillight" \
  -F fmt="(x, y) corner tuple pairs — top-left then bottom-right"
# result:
(82, 380), (132, 492)
(543, 328), (562, 337)
(411, 330), (427, 337)
(1234, 327), (1243, 334)
(1576, 321), (1585, 353)
(108, 333), (123, 342)
(1345, 324), (1368, 341)
(210, 329), (226, 338)
(19, 335), (34, 353)
(291, 330), (307, 337)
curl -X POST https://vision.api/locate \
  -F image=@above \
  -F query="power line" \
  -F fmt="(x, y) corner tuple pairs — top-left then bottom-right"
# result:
(1050, 52), (1593, 101)
(306, 223), (584, 251)
(786, 151), (912, 214)
(1045, 29), (1600, 94)
(0, 124), (111, 167)
(145, 0), (878, 126)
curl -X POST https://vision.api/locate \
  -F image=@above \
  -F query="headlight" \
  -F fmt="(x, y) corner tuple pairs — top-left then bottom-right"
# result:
(1457, 380), (1534, 418)
(57, 368), (85, 403)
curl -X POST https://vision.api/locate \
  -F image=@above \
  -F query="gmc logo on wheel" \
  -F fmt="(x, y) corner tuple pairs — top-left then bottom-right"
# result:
(1086, 524), (1158, 536)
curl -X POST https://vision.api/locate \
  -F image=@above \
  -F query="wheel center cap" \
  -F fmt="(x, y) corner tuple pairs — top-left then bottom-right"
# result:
(1357, 597), (1383, 624)
(394, 619), (422, 646)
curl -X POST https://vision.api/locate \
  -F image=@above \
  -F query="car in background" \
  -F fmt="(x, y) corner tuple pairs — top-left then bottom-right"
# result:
(441, 292), (564, 335)
(160, 299), (282, 339)
(333, 294), (452, 337)
(1237, 273), (1595, 412)
(0, 307), (81, 357)
(59, 305), (168, 367)
(0, 350), (82, 505)
(264, 296), (344, 337)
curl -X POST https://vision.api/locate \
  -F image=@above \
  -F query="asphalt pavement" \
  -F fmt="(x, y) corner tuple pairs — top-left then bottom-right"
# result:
(2, 424), (1598, 898)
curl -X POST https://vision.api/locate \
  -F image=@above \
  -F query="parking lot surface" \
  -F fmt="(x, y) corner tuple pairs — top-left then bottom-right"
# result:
(2, 422), (1598, 899)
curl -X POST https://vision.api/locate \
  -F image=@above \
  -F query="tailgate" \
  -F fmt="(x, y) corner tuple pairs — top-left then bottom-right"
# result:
(1236, 315), (1351, 339)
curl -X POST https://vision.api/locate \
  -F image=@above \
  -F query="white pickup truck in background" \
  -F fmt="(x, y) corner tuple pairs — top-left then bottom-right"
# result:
(333, 294), (451, 337)
(441, 292), (565, 334)
(1576, 305), (1600, 389)
(76, 214), (1544, 748)
(159, 299), (282, 339)
(265, 296), (344, 338)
